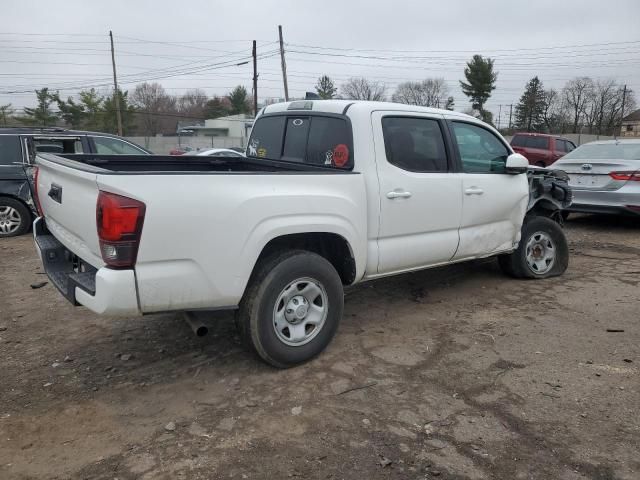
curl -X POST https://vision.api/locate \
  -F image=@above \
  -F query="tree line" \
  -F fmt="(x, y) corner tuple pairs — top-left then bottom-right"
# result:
(513, 76), (635, 135)
(1, 52), (634, 137)
(0, 84), (252, 136)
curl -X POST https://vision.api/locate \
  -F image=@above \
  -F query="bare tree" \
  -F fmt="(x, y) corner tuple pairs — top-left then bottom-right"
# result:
(0, 103), (14, 126)
(131, 82), (177, 136)
(341, 77), (386, 101)
(392, 78), (449, 107)
(178, 89), (208, 120)
(563, 77), (594, 133)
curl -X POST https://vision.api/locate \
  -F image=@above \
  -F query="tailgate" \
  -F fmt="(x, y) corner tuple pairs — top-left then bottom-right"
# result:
(36, 153), (104, 268)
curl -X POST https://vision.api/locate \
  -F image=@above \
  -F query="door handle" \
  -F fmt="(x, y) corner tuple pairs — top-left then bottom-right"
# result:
(464, 187), (484, 195)
(386, 190), (412, 199)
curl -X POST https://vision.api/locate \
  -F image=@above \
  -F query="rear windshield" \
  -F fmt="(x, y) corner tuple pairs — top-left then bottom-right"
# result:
(562, 143), (640, 161)
(247, 114), (353, 169)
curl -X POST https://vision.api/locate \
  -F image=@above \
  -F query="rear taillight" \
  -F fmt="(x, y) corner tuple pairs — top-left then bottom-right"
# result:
(33, 166), (43, 216)
(97, 191), (145, 269)
(609, 171), (640, 182)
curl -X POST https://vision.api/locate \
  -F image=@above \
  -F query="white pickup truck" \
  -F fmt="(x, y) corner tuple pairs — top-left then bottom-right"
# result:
(33, 100), (571, 367)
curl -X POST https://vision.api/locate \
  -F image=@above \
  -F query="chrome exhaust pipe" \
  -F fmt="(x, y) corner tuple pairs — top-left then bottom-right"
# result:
(184, 312), (208, 337)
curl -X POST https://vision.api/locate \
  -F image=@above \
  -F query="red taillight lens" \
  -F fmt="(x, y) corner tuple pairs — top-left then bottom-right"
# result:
(33, 166), (43, 216)
(97, 191), (145, 268)
(609, 171), (640, 181)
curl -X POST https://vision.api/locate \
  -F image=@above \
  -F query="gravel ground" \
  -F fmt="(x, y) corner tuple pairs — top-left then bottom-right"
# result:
(0, 214), (638, 480)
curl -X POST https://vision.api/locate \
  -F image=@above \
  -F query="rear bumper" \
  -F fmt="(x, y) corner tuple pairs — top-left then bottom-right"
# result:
(566, 186), (640, 216)
(33, 217), (140, 315)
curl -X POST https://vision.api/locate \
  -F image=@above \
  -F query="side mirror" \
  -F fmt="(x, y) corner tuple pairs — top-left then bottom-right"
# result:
(505, 153), (529, 174)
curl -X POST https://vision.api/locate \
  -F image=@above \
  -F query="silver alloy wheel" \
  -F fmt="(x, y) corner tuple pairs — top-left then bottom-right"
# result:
(525, 231), (556, 275)
(0, 206), (22, 235)
(272, 277), (328, 347)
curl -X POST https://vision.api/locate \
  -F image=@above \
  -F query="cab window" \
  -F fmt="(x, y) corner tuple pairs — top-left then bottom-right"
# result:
(248, 115), (353, 169)
(451, 122), (509, 173)
(381, 117), (448, 172)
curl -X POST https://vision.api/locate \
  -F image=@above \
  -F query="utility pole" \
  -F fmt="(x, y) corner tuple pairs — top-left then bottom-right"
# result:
(252, 40), (258, 116)
(498, 104), (502, 130)
(109, 31), (123, 137)
(278, 25), (289, 101)
(619, 84), (627, 136)
(508, 104), (513, 130)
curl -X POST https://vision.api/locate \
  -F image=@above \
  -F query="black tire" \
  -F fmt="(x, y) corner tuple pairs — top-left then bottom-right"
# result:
(498, 216), (569, 279)
(0, 197), (31, 238)
(237, 250), (344, 368)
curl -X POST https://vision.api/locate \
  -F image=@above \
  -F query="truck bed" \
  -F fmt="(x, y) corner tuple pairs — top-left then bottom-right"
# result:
(50, 154), (357, 175)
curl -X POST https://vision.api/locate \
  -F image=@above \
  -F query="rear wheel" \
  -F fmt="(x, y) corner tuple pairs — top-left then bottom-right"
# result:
(0, 198), (31, 238)
(237, 250), (344, 368)
(499, 216), (568, 279)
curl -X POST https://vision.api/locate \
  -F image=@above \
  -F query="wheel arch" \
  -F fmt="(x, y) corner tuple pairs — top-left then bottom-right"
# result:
(252, 232), (357, 286)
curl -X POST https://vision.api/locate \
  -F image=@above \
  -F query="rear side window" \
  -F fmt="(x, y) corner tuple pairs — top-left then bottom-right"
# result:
(555, 139), (567, 152)
(248, 115), (353, 169)
(33, 137), (83, 154)
(0, 135), (22, 165)
(381, 117), (448, 172)
(93, 136), (146, 154)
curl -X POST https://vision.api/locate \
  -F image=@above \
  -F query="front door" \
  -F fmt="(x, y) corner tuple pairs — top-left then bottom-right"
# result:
(372, 112), (462, 275)
(449, 121), (529, 260)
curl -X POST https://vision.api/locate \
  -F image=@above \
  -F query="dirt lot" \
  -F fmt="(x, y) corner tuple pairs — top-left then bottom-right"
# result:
(1, 215), (638, 480)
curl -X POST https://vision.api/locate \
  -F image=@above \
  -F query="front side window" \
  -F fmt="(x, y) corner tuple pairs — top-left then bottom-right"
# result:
(555, 139), (567, 152)
(452, 122), (509, 173)
(381, 117), (448, 172)
(247, 115), (353, 169)
(93, 136), (146, 155)
(0, 136), (22, 165)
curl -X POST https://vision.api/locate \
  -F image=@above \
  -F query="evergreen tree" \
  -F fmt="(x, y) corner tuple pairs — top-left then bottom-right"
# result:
(0, 104), (14, 126)
(204, 96), (230, 119)
(460, 55), (497, 123)
(101, 89), (136, 135)
(227, 86), (250, 115)
(23, 88), (58, 126)
(79, 89), (104, 131)
(514, 77), (546, 132)
(315, 75), (337, 99)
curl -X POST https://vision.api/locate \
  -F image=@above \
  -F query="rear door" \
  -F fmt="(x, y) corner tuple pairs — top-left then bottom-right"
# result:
(449, 121), (528, 260)
(372, 112), (462, 274)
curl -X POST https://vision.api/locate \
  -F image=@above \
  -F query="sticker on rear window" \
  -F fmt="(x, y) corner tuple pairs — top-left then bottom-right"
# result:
(324, 150), (334, 165)
(332, 144), (349, 167)
(248, 139), (259, 157)
(257, 147), (267, 158)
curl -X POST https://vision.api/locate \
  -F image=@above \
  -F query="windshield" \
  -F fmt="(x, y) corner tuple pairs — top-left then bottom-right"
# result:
(561, 143), (640, 161)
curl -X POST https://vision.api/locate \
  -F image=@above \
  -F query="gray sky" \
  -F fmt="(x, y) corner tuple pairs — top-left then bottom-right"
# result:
(2, 0), (639, 125)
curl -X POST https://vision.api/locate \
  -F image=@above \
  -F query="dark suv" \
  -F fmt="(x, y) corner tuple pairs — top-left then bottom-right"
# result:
(510, 133), (576, 167)
(0, 128), (150, 237)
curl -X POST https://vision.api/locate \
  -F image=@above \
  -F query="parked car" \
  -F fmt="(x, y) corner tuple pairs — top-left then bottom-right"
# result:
(0, 128), (149, 237)
(32, 100), (571, 367)
(169, 146), (193, 155)
(510, 133), (576, 167)
(553, 139), (640, 217)
(188, 148), (245, 158)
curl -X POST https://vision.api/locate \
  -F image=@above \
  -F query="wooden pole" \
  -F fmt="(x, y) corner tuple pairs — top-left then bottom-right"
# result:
(252, 40), (258, 116)
(109, 31), (123, 136)
(278, 25), (289, 101)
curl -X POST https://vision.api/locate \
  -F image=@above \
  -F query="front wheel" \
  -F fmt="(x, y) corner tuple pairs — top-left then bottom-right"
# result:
(498, 216), (569, 279)
(237, 250), (344, 368)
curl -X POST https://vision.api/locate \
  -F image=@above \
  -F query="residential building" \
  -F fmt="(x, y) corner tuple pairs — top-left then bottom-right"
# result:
(621, 109), (640, 137)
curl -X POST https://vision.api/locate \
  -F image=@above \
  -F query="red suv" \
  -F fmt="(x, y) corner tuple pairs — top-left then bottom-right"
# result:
(510, 133), (576, 167)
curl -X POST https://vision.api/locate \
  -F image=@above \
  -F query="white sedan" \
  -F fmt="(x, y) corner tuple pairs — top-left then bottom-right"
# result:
(186, 148), (245, 158)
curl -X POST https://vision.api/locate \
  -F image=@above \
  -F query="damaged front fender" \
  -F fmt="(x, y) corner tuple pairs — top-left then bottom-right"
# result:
(526, 167), (572, 220)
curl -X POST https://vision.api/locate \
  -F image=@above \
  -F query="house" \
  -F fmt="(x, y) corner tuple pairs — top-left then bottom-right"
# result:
(621, 109), (640, 137)
(178, 114), (254, 144)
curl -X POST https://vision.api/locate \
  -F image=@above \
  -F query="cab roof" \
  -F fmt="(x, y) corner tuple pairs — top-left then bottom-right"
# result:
(261, 99), (476, 121)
